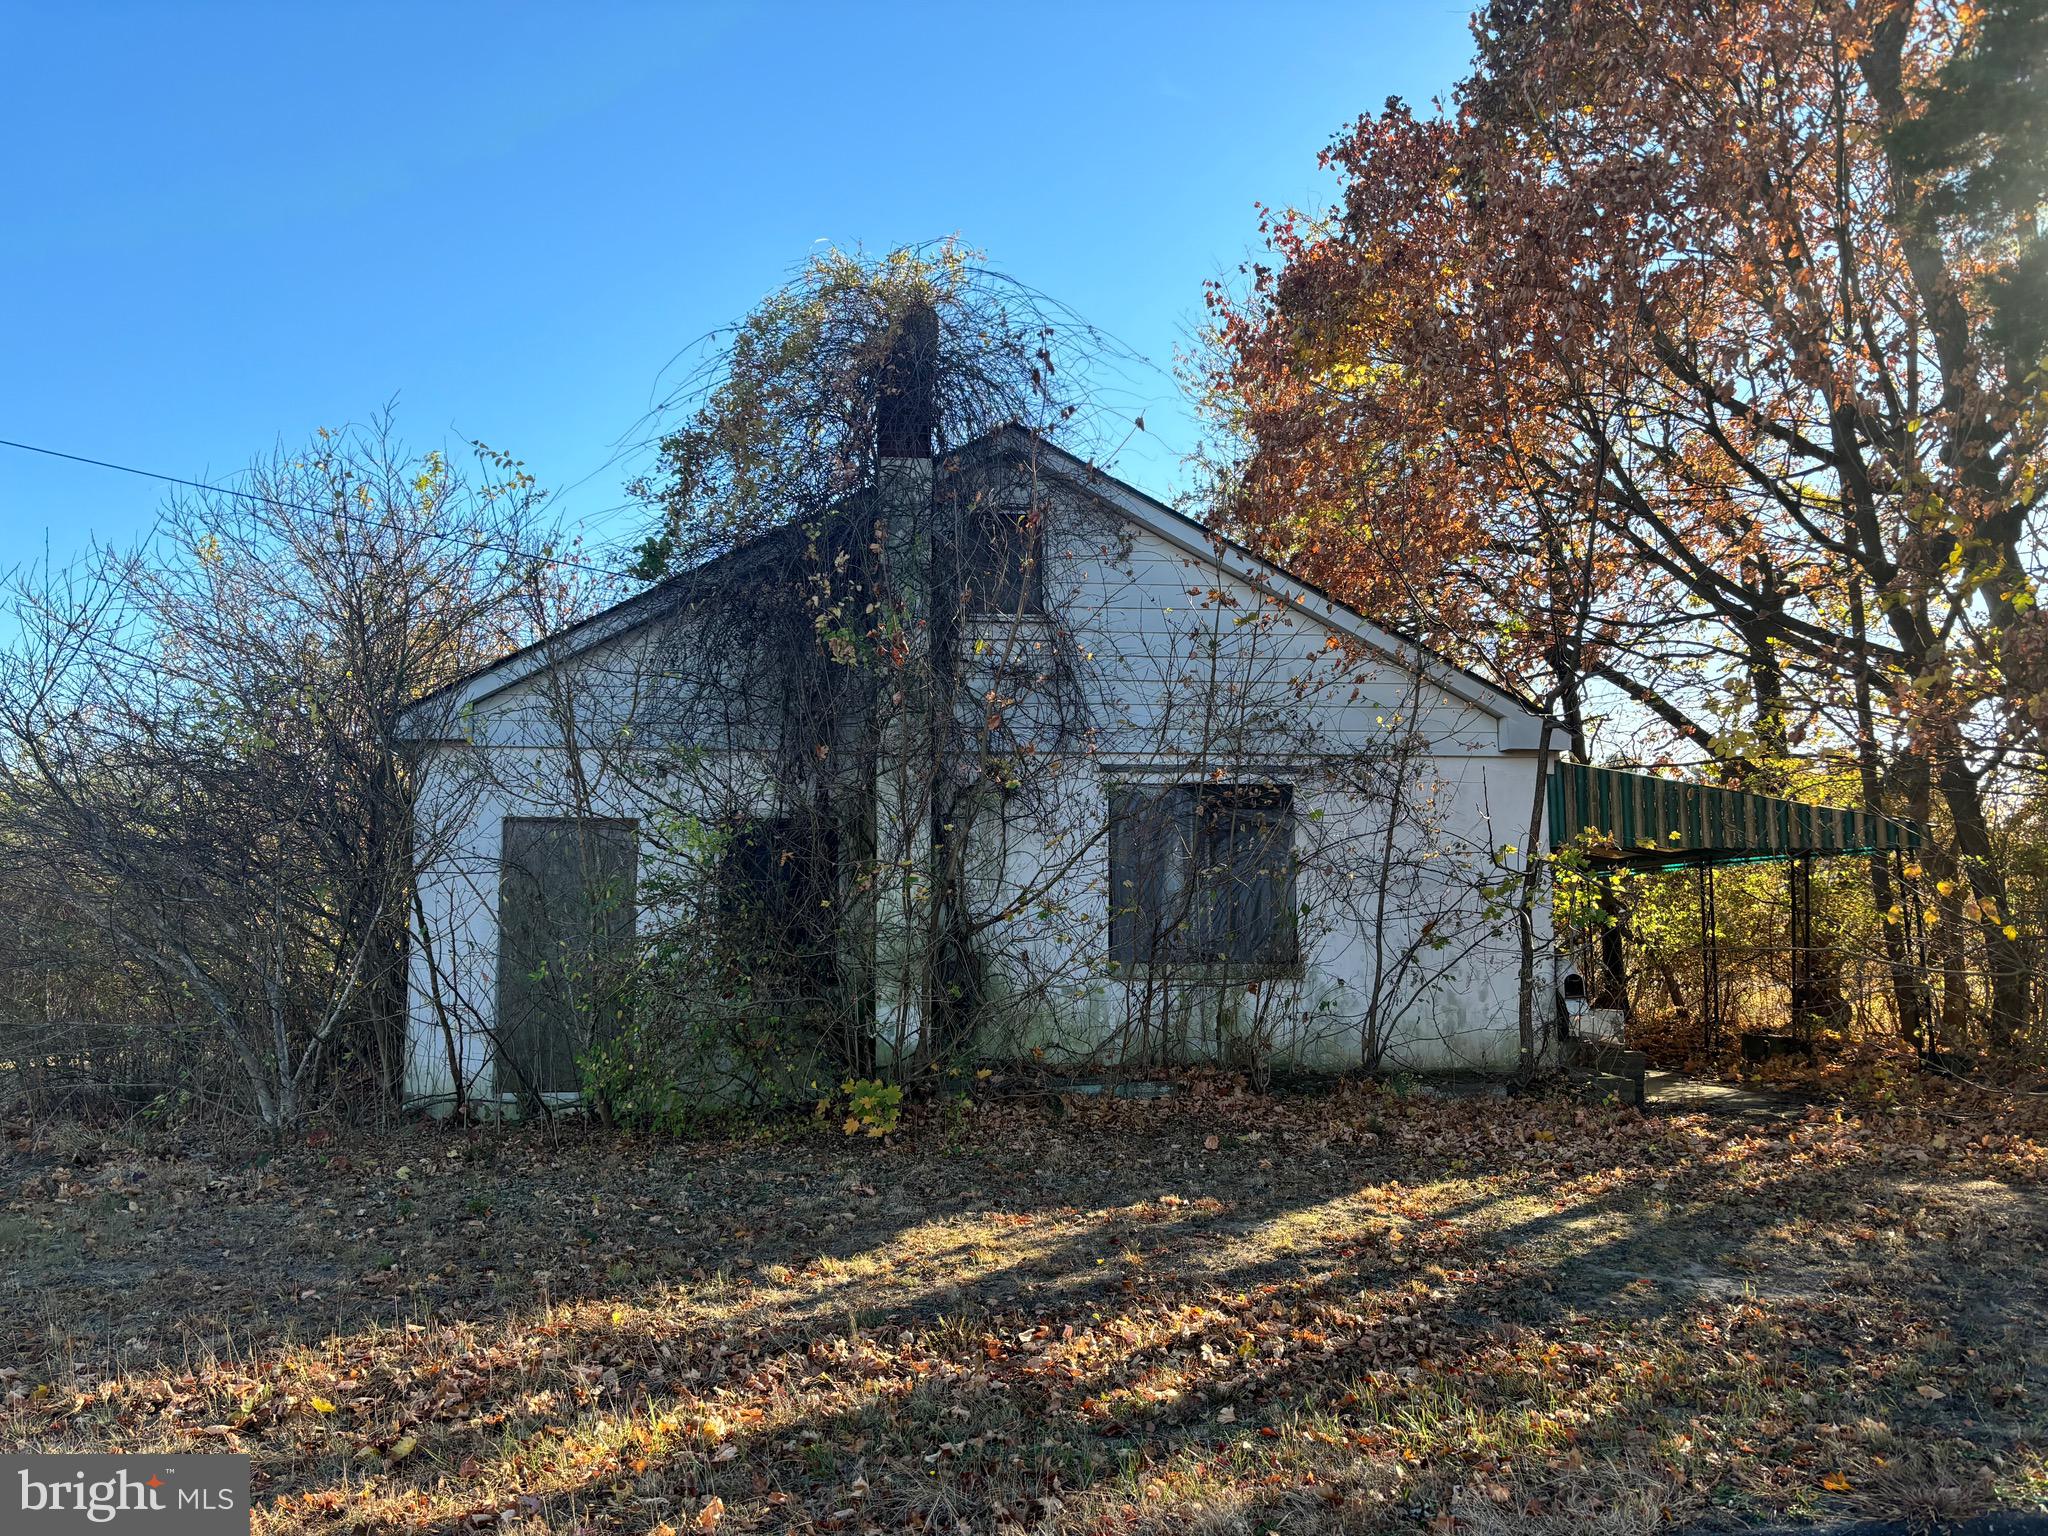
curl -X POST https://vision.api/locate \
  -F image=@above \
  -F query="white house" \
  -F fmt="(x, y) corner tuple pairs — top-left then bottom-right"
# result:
(397, 421), (1554, 1113)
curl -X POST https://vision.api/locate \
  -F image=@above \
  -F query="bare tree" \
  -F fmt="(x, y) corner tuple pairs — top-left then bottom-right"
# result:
(0, 417), (548, 1127)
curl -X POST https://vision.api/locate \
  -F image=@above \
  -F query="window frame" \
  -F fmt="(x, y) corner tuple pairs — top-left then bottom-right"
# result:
(961, 508), (1046, 618)
(1107, 781), (1300, 975)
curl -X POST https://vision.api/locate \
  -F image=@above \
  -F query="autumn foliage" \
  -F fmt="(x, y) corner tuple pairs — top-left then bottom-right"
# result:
(1208, 0), (2048, 1048)
(7, 1083), (2045, 1532)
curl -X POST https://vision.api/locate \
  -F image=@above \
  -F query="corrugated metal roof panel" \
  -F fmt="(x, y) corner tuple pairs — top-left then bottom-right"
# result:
(1547, 763), (1921, 868)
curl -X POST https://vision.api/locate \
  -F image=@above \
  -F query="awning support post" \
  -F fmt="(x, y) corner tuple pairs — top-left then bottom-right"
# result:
(1789, 852), (1815, 1037)
(1698, 860), (1721, 1056)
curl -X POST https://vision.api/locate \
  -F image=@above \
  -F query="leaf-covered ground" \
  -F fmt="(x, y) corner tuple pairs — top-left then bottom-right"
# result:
(3, 1080), (2045, 1534)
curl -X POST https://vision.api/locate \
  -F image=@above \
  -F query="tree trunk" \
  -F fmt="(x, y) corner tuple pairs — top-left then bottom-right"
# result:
(1849, 573), (1929, 1048)
(1595, 882), (1629, 1015)
(1935, 748), (2027, 1048)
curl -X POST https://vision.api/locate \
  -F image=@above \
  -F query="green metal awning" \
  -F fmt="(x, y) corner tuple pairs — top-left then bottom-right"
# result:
(1547, 763), (1921, 871)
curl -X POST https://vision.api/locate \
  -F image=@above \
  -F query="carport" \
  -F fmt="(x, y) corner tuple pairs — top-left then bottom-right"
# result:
(1547, 764), (1923, 1051)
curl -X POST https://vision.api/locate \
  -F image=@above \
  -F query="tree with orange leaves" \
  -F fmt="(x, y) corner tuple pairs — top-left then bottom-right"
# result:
(1208, 0), (2048, 1048)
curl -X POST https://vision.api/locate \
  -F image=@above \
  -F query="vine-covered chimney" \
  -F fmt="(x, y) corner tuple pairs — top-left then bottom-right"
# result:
(875, 301), (939, 460)
(869, 298), (938, 1062)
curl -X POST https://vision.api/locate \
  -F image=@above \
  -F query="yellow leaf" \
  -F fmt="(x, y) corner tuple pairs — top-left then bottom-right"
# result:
(388, 1434), (418, 1463)
(1822, 1472), (1851, 1492)
(310, 1396), (336, 1415)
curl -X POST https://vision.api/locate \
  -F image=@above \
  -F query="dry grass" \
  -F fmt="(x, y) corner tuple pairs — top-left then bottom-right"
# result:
(2, 1079), (2045, 1533)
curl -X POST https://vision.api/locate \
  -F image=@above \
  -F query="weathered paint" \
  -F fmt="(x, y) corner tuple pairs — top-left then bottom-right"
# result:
(403, 450), (1553, 1106)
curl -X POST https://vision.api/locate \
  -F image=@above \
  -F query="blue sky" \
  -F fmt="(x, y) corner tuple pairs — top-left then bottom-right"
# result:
(0, 2), (1477, 572)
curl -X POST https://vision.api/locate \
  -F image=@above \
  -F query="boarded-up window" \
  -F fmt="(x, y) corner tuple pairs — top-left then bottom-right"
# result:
(962, 511), (1043, 616)
(1108, 784), (1296, 967)
(495, 817), (637, 1097)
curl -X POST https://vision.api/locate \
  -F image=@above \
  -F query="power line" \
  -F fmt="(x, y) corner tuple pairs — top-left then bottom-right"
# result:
(0, 434), (645, 582)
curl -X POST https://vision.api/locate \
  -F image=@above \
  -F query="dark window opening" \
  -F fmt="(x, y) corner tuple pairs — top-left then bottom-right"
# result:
(1108, 783), (1297, 969)
(963, 510), (1044, 616)
(496, 817), (638, 1097)
(715, 817), (839, 993)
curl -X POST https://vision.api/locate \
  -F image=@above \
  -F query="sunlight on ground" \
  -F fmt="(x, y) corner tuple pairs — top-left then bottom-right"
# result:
(3, 1086), (2044, 1533)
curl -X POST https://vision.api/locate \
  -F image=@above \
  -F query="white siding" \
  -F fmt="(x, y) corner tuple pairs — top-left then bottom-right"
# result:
(403, 483), (1550, 1103)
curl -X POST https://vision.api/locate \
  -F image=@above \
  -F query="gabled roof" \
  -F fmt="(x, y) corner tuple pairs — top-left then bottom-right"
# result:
(399, 426), (1548, 745)
(1006, 431), (1543, 740)
(397, 514), (817, 738)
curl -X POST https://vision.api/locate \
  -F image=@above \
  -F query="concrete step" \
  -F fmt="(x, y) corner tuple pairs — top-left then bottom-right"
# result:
(1569, 1070), (1646, 1108)
(1563, 1036), (1647, 1109)
(1565, 1038), (1649, 1077)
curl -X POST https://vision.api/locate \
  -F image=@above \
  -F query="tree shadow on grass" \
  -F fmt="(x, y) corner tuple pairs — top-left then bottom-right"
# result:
(301, 1137), (2047, 1529)
(8, 1105), (2044, 1532)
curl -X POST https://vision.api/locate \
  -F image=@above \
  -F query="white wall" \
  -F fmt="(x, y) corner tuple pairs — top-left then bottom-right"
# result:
(403, 481), (1550, 1103)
